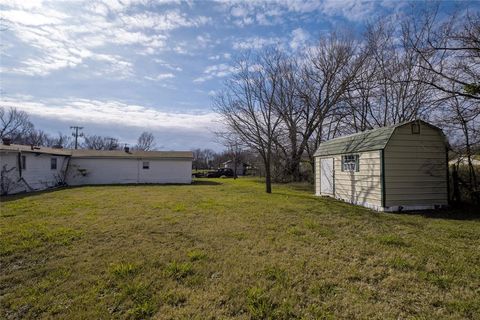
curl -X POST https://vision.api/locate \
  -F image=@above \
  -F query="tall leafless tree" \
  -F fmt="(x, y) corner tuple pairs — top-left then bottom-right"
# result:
(83, 135), (119, 150)
(404, 7), (480, 100)
(300, 33), (366, 170)
(135, 131), (156, 151)
(0, 107), (34, 142)
(214, 50), (282, 193)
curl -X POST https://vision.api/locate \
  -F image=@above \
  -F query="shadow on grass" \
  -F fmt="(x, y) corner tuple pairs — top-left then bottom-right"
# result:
(0, 187), (69, 203)
(191, 180), (223, 186)
(398, 204), (480, 221)
(1, 180), (222, 203)
(277, 191), (480, 222)
(274, 191), (317, 201)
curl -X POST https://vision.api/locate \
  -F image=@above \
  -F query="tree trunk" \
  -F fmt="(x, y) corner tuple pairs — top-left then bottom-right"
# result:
(233, 154), (238, 180)
(265, 152), (272, 193)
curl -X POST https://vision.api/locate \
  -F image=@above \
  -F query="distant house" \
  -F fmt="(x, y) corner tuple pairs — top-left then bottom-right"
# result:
(68, 149), (193, 185)
(314, 120), (449, 211)
(0, 143), (193, 195)
(222, 160), (248, 176)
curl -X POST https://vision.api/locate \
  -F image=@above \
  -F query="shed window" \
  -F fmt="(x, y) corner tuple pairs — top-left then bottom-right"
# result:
(342, 154), (359, 172)
(51, 157), (57, 170)
(142, 161), (150, 169)
(411, 122), (421, 134)
(21, 155), (26, 170)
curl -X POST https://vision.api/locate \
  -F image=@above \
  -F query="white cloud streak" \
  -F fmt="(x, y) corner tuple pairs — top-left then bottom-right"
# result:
(1, 1), (209, 77)
(193, 63), (238, 83)
(1, 95), (218, 132)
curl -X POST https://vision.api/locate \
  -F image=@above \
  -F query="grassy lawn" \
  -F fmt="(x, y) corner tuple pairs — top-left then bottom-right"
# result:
(1, 178), (479, 319)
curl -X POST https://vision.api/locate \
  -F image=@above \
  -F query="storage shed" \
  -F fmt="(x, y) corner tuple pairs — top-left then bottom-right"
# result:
(314, 120), (449, 211)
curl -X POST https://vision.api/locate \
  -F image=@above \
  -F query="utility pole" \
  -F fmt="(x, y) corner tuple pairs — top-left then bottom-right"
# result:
(70, 126), (84, 149)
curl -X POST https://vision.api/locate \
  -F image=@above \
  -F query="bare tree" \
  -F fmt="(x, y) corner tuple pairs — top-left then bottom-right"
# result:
(0, 107), (34, 142)
(192, 148), (218, 170)
(214, 50), (282, 193)
(404, 7), (480, 100)
(216, 131), (244, 179)
(83, 135), (119, 150)
(44, 132), (74, 148)
(21, 129), (49, 146)
(342, 18), (436, 133)
(437, 92), (479, 200)
(299, 33), (366, 171)
(135, 131), (156, 151)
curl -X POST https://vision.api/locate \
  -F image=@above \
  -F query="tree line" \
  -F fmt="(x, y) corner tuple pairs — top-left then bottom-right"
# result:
(0, 107), (157, 151)
(215, 5), (479, 195)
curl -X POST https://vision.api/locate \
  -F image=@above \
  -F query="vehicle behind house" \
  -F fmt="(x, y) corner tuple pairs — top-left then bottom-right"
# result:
(205, 168), (235, 178)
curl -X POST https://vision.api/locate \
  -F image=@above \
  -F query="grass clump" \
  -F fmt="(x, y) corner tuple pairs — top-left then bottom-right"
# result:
(246, 287), (276, 320)
(263, 266), (288, 285)
(162, 290), (187, 306)
(109, 262), (138, 278)
(287, 226), (306, 236)
(187, 250), (207, 261)
(165, 261), (193, 280)
(377, 234), (410, 247)
(128, 301), (156, 319)
(311, 281), (339, 299)
(387, 257), (414, 271)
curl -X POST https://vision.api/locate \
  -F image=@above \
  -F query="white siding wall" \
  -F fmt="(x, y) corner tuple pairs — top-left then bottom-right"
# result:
(0, 151), (68, 194)
(384, 123), (448, 209)
(67, 158), (192, 185)
(315, 151), (383, 210)
(314, 157), (320, 196)
(0, 152), (21, 194)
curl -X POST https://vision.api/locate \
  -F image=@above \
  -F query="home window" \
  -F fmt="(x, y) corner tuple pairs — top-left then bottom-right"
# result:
(51, 157), (57, 170)
(342, 154), (359, 172)
(142, 161), (150, 169)
(21, 155), (26, 170)
(411, 122), (421, 134)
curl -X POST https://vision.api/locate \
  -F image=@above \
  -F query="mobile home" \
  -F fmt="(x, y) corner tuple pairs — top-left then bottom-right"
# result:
(0, 144), (193, 195)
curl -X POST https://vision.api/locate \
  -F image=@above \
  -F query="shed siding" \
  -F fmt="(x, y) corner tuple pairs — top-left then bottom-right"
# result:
(0, 151), (68, 194)
(314, 157), (320, 195)
(316, 150), (382, 209)
(384, 123), (447, 208)
(67, 158), (192, 185)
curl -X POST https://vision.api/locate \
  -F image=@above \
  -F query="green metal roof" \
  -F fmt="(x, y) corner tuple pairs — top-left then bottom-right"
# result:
(314, 120), (441, 157)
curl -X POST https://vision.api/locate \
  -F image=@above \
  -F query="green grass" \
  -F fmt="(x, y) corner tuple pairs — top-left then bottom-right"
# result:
(1, 178), (479, 319)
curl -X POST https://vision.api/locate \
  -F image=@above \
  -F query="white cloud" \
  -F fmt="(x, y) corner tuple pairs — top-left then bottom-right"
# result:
(145, 73), (175, 81)
(320, 0), (376, 21)
(208, 53), (231, 60)
(0, 1), (210, 77)
(119, 10), (210, 31)
(153, 59), (183, 71)
(230, 5), (248, 18)
(2, 9), (67, 26)
(232, 36), (281, 50)
(1, 95), (218, 132)
(193, 63), (237, 83)
(290, 27), (310, 50)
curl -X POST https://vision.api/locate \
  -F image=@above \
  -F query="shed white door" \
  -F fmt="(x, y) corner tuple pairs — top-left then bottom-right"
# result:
(320, 158), (334, 195)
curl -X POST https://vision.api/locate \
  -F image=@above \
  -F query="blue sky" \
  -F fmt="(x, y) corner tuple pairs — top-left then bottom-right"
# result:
(0, 0), (474, 150)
